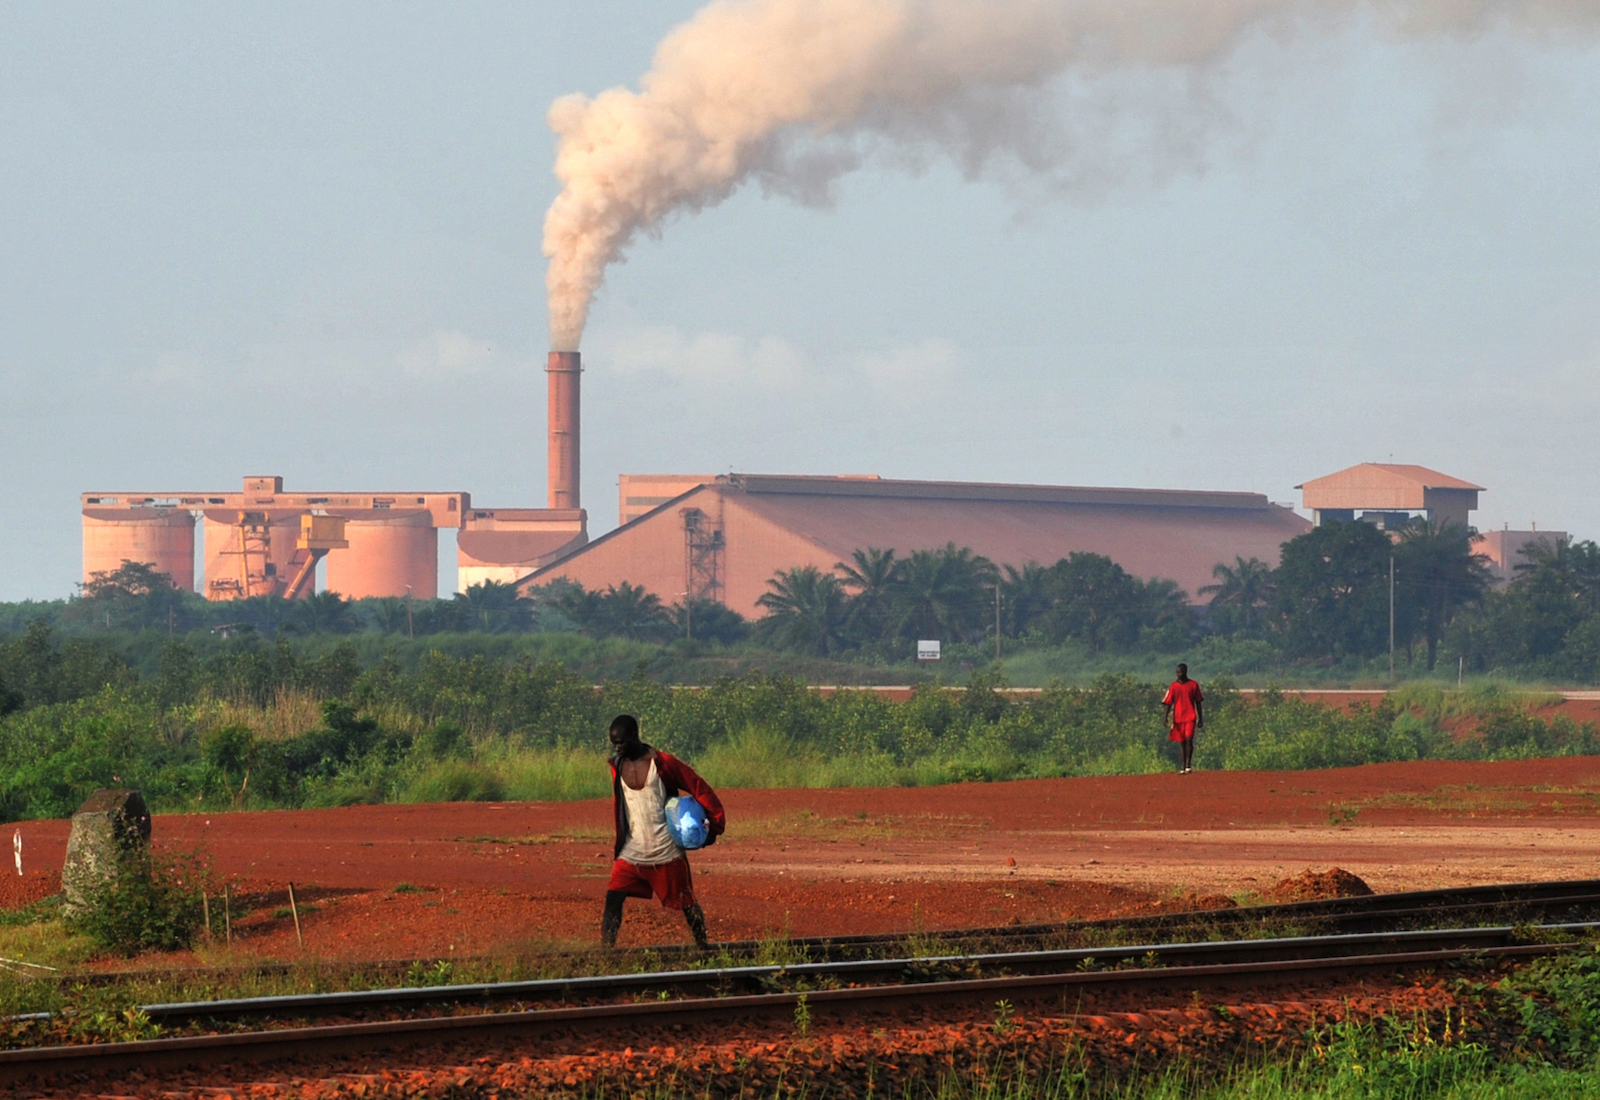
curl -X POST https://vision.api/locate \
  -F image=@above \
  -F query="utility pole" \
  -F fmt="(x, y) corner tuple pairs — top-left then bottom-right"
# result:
(1388, 554), (1395, 681)
(994, 585), (1002, 661)
(405, 585), (414, 639)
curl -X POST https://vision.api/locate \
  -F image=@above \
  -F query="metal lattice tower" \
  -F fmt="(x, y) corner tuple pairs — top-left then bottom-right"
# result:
(681, 507), (724, 605)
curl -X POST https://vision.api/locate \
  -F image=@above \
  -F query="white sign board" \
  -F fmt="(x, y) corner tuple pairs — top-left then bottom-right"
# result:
(917, 640), (941, 661)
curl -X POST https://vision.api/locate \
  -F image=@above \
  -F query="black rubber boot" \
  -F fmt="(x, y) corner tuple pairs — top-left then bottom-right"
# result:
(601, 891), (626, 947)
(683, 903), (709, 949)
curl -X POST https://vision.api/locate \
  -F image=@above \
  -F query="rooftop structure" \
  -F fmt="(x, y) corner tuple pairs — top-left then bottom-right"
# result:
(520, 473), (1312, 617)
(1296, 463), (1484, 529)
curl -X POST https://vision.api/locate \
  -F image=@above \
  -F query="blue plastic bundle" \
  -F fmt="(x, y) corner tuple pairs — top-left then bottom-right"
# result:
(665, 795), (710, 850)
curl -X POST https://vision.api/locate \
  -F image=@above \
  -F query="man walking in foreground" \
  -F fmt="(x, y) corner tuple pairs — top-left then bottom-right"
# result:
(602, 713), (726, 948)
(1162, 663), (1204, 774)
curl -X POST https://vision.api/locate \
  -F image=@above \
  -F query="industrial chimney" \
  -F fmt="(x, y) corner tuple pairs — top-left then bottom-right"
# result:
(546, 351), (581, 510)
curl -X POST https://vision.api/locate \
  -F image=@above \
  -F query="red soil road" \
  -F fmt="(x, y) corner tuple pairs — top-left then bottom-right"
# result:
(9, 755), (1600, 961)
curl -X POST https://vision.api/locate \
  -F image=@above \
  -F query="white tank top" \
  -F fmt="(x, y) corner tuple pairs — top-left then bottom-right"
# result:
(618, 758), (681, 866)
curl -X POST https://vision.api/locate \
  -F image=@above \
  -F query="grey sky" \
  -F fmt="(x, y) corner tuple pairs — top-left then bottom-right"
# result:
(2, 3), (1596, 601)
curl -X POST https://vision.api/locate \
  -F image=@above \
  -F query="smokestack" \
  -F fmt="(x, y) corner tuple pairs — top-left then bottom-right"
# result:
(546, 351), (581, 510)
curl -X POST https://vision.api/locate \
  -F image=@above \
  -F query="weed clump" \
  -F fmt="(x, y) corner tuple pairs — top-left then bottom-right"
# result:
(66, 846), (210, 956)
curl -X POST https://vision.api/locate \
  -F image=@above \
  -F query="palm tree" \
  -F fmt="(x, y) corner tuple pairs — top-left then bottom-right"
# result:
(891, 543), (998, 644)
(363, 597), (412, 634)
(1199, 557), (1275, 637)
(669, 598), (749, 645)
(592, 582), (673, 641)
(540, 579), (600, 632)
(453, 580), (532, 633)
(755, 566), (848, 655)
(292, 590), (357, 634)
(1001, 561), (1055, 638)
(1139, 578), (1194, 632)
(1394, 521), (1491, 670)
(836, 547), (903, 644)
(1517, 537), (1600, 614)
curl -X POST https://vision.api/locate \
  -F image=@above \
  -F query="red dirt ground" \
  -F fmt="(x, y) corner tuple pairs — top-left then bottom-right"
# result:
(9, 755), (1600, 962)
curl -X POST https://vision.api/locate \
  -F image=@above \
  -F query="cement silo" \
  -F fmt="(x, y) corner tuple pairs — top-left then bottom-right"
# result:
(81, 509), (196, 591)
(324, 511), (438, 599)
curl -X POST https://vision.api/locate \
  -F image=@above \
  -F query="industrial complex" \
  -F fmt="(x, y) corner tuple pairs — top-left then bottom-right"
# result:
(79, 349), (1553, 609)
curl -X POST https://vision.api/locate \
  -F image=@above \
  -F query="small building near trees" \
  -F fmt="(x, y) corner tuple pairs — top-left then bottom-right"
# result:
(1295, 462), (1563, 585)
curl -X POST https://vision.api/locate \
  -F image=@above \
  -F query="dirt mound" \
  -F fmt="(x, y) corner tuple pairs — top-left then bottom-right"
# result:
(1266, 868), (1374, 903)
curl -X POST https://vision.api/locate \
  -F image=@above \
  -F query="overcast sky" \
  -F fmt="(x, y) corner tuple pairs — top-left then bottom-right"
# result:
(2, 3), (1597, 601)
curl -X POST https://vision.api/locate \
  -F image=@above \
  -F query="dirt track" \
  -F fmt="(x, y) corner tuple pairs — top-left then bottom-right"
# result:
(8, 756), (1600, 959)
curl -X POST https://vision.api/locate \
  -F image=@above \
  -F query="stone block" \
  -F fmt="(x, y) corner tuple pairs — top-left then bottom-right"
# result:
(61, 788), (152, 914)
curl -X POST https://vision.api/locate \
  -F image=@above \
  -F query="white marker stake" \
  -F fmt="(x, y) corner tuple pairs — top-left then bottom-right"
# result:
(13, 830), (20, 876)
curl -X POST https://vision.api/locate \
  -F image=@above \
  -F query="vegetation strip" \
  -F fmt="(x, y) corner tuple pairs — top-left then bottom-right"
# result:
(6, 612), (1599, 825)
(0, 939), (1581, 1084)
(121, 921), (1600, 1023)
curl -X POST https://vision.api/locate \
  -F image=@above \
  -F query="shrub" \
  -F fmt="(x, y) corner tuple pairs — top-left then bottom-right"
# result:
(402, 762), (505, 803)
(67, 846), (209, 956)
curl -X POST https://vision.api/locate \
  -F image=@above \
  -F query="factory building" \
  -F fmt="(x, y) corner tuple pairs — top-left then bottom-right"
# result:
(86, 334), (1552, 615)
(517, 474), (1312, 616)
(82, 477), (472, 601)
(82, 353), (594, 600)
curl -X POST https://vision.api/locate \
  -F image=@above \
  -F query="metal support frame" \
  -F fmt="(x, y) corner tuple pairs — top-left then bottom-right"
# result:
(681, 507), (725, 607)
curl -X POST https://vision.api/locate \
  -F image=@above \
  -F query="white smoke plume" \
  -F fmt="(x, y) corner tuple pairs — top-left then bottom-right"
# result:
(543, 0), (1595, 351)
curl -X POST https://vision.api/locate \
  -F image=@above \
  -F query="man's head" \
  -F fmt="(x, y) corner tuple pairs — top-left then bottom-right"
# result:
(608, 714), (642, 757)
(1176, 663), (1188, 681)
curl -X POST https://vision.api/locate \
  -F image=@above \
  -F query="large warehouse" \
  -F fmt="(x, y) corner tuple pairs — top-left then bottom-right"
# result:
(516, 473), (1312, 616)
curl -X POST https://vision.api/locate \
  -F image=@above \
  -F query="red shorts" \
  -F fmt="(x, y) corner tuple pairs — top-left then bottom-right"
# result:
(1169, 721), (1196, 743)
(607, 856), (696, 910)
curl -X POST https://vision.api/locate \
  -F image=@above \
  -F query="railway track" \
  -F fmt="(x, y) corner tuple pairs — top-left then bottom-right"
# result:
(61, 875), (1600, 992)
(716, 877), (1600, 958)
(133, 920), (1599, 1022)
(2, 917), (1593, 1084)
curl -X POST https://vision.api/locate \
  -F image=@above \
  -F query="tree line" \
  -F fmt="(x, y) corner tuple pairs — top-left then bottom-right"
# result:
(753, 544), (1189, 657)
(10, 518), (1600, 680)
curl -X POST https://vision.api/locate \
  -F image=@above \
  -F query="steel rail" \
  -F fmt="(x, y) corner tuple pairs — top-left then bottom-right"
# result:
(54, 877), (1600, 988)
(0, 939), (1575, 1085)
(130, 920), (1600, 1023)
(724, 878), (1600, 956)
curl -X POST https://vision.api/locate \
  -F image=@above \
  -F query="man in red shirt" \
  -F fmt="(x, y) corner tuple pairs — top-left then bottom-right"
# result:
(1161, 664), (1204, 774)
(602, 714), (726, 949)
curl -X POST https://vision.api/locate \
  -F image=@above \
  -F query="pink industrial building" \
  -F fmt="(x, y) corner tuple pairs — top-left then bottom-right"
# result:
(80, 353), (596, 601)
(86, 345), (1550, 615)
(82, 477), (472, 601)
(518, 474), (1312, 615)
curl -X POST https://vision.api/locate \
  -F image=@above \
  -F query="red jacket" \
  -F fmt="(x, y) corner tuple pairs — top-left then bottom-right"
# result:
(610, 747), (726, 859)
